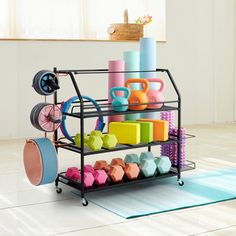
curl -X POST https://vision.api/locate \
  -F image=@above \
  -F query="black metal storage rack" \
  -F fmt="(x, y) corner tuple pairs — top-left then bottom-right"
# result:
(53, 68), (196, 206)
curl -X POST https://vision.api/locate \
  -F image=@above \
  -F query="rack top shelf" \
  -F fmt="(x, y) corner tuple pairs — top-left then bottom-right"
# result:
(54, 68), (169, 74)
(61, 99), (179, 119)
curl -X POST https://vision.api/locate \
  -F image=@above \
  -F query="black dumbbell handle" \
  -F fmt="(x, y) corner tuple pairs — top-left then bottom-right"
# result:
(45, 79), (60, 90)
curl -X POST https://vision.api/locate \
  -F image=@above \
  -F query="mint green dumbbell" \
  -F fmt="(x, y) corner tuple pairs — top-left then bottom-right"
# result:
(139, 151), (154, 162)
(154, 156), (172, 174)
(139, 158), (156, 177)
(124, 153), (140, 165)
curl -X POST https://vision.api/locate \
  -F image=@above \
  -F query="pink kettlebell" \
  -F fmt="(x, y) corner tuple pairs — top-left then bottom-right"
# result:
(146, 78), (165, 109)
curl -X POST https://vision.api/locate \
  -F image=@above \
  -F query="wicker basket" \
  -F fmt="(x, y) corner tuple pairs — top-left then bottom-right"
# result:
(108, 10), (144, 41)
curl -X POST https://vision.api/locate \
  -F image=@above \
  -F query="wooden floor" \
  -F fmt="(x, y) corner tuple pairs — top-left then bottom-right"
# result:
(0, 123), (236, 236)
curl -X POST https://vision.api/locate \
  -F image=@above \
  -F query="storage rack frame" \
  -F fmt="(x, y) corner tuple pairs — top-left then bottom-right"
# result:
(53, 68), (196, 206)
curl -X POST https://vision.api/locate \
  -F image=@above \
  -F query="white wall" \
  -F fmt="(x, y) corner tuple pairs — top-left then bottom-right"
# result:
(0, 0), (235, 139)
(234, 0), (236, 121)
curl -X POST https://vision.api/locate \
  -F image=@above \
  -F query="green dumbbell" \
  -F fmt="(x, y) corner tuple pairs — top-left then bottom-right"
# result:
(74, 133), (89, 148)
(87, 135), (103, 151)
(74, 132), (103, 151)
(90, 130), (104, 138)
(103, 134), (118, 149)
(91, 131), (118, 149)
(74, 131), (118, 151)
(88, 130), (103, 151)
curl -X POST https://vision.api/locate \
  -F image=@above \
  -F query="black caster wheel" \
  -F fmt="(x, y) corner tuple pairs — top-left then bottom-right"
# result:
(56, 187), (62, 194)
(178, 180), (184, 186)
(81, 198), (88, 206)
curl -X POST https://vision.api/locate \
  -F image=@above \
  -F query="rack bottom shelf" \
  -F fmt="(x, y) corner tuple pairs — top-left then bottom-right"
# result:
(56, 160), (195, 193)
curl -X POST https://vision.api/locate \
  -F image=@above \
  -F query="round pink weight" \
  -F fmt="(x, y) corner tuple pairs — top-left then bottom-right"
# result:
(23, 140), (43, 186)
(38, 104), (62, 132)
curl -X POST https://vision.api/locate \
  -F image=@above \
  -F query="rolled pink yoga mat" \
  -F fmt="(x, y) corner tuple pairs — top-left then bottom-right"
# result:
(108, 60), (125, 123)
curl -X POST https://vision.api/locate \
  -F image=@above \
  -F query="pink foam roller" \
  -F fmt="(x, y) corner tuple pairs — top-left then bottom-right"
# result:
(108, 60), (125, 123)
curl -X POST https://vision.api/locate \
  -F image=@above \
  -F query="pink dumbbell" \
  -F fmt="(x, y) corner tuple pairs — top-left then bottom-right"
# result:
(65, 167), (94, 188)
(65, 167), (80, 180)
(84, 164), (108, 185)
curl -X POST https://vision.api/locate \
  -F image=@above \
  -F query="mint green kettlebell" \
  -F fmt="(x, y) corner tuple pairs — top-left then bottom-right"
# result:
(110, 87), (130, 112)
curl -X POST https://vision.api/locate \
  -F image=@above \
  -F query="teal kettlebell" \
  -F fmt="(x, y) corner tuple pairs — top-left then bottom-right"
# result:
(110, 87), (130, 112)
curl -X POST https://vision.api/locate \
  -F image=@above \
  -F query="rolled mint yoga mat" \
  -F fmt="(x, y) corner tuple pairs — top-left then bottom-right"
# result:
(108, 60), (125, 123)
(124, 51), (140, 120)
(140, 37), (158, 119)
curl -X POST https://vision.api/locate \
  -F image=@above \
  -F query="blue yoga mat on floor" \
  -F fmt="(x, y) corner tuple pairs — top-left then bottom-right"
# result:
(74, 168), (236, 219)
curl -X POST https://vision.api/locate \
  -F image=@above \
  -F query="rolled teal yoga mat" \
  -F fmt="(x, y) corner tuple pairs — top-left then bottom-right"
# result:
(124, 51), (140, 120)
(77, 168), (236, 219)
(140, 37), (157, 80)
(140, 37), (157, 119)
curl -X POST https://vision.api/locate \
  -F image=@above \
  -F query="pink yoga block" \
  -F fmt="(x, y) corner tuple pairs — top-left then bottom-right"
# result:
(108, 60), (125, 123)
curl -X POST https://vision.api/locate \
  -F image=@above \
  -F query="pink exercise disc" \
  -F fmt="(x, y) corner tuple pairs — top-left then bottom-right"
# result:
(37, 104), (62, 132)
(23, 140), (43, 186)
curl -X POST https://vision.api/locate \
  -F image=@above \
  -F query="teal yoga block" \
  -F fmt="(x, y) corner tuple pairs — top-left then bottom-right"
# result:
(124, 120), (153, 143)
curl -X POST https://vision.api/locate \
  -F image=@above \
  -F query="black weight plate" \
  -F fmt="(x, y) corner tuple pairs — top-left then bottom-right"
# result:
(30, 103), (45, 129)
(32, 70), (48, 95)
(34, 103), (51, 131)
(33, 70), (56, 96)
(30, 104), (41, 128)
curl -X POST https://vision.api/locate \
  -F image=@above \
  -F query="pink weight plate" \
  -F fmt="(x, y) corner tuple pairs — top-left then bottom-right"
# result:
(38, 104), (62, 132)
(23, 140), (43, 186)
